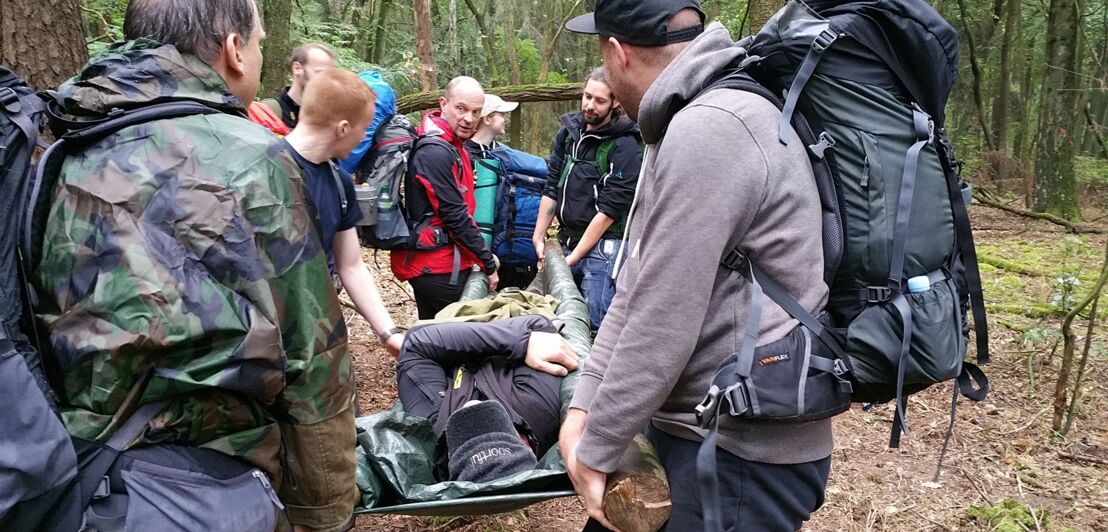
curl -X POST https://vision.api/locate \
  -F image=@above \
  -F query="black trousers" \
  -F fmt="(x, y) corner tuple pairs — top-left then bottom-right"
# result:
(583, 427), (830, 532)
(408, 273), (465, 319)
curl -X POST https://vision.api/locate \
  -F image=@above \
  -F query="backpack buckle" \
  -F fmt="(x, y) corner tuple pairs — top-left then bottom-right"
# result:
(721, 247), (747, 271)
(695, 385), (722, 428)
(811, 29), (839, 53)
(0, 87), (20, 113)
(863, 286), (892, 303)
(808, 132), (836, 160)
(724, 383), (750, 417)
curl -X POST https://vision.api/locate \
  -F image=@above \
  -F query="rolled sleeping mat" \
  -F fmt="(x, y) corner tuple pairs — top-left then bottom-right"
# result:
(474, 158), (500, 246)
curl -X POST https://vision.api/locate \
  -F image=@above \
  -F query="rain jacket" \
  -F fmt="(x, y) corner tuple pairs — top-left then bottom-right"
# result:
(33, 40), (353, 486)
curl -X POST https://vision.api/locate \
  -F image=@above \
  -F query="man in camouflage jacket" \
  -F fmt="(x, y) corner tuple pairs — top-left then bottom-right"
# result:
(31, 1), (356, 529)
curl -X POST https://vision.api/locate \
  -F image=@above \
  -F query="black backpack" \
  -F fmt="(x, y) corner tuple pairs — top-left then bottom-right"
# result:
(692, 2), (991, 527)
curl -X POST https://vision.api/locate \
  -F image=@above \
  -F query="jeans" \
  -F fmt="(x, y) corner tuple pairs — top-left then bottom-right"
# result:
(565, 237), (623, 334)
(646, 426), (830, 532)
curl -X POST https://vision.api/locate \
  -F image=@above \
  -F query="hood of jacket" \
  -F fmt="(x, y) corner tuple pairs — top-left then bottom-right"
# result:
(57, 39), (245, 117)
(636, 22), (743, 144)
(559, 111), (640, 143)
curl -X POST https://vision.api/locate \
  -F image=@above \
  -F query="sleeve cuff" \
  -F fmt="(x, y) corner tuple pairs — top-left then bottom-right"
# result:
(576, 425), (630, 473)
(569, 372), (602, 412)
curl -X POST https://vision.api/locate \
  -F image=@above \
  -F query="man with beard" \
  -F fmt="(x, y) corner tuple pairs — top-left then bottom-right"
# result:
(262, 43), (337, 128)
(391, 76), (500, 319)
(532, 68), (643, 333)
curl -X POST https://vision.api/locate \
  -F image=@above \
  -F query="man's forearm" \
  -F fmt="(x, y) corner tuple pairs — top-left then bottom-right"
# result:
(565, 213), (615, 264)
(533, 196), (558, 243)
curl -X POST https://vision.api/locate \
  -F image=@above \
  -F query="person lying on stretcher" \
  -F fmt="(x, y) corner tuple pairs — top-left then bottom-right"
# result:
(397, 315), (579, 483)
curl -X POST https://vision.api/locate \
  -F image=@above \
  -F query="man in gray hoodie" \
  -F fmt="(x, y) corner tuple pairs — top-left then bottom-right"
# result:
(560, 1), (833, 530)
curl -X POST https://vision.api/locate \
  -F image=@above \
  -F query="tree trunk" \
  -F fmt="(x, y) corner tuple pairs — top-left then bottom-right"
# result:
(747, 0), (781, 33)
(991, 0), (1021, 154)
(957, 0), (996, 152)
(1015, 31), (1038, 207)
(505, 7), (522, 85)
(1033, 0), (1083, 220)
(603, 434), (672, 532)
(260, 0), (293, 98)
(463, 0), (500, 85)
(370, 0), (392, 65)
(0, 0), (87, 90)
(413, 0), (436, 91)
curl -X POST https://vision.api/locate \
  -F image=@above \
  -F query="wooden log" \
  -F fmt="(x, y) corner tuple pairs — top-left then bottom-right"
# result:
(397, 83), (583, 115)
(603, 434), (672, 532)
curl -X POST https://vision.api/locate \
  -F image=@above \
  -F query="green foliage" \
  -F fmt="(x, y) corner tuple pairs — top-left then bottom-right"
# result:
(1075, 156), (1108, 185)
(967, 499), (1053, 532)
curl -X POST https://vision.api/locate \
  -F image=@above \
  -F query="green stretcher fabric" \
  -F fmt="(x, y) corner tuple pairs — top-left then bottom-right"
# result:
(353, 247), (590, 515)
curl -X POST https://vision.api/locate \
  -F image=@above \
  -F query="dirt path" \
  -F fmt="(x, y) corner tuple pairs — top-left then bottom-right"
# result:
(351, 205), (1108, 531)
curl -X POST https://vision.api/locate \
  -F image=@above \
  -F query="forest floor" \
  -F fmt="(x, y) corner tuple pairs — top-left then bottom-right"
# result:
(350, 198), (1108, 531)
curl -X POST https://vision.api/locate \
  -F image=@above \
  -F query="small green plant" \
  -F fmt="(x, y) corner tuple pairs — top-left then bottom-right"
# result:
(967, 499), (1051, 532)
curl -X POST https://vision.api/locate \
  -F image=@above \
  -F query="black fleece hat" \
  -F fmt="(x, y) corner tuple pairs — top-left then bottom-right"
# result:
(445, 401), (538, 483)
(565, 0), (706, 46)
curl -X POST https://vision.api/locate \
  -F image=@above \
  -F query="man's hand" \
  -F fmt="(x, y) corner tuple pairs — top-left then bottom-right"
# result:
(384, 333), (404, 357)
(488, 270), (500, 291)
(524, 331), (578, 376)
(565, 252), (580, 268)
(533, 237), (546, 267)
(560, 408), (622, 532)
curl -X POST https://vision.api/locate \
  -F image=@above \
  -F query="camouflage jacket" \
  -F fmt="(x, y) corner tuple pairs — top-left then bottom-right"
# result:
(33, 40), (352, 481)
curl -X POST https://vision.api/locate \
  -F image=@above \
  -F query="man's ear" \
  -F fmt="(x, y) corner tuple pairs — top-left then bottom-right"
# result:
(336, 119), (351, 138)
(291, 61), (304, 79)
(220, 32), (247, 77)
(606, 36), (630, 70)
(438, 95), (449, 112)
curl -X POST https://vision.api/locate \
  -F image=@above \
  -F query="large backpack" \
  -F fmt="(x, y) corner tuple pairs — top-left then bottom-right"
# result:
(2, 68), (284, 531)
(485, 145), (548, 267)
(693, 2), (991, 526)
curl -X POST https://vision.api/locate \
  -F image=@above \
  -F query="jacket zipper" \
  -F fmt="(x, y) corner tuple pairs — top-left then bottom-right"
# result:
(252, 470), (286, 510)
(560, 133), (603, 239)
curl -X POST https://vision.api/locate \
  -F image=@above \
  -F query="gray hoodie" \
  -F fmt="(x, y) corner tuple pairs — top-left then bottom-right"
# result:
(569, 22), (833, 471)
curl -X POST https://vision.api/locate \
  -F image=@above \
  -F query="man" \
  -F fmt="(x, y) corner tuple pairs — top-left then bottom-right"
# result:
(34, 1), (356, 530)
(397, 316), (578, 481)
(263, 43), (337, 128)
(391, 76), (500, 319)
(284, 68), (405, 354)
(532, 68), (642, 333)
(559, 1), (833, 531)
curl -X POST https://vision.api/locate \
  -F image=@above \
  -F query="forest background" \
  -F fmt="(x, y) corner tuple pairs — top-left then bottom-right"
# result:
(2, 0), (1108, 530)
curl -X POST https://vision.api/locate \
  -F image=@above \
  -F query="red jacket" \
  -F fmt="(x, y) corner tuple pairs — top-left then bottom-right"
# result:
(391, 113), (496, 282)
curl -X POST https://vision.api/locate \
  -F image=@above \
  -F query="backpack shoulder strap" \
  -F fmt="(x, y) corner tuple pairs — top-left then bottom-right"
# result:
(595, 137), (616, 178)
(327, 161), (349, 217)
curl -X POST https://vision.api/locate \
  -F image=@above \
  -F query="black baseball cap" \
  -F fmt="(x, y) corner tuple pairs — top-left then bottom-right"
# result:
(565, 0), (706, 46)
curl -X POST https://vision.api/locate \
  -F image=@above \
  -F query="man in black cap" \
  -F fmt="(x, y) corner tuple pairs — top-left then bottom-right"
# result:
(559, 1), (834, 531)
(397, 315), (579, 482)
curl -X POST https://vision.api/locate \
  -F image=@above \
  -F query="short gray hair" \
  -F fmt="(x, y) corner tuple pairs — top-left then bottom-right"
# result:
(124, 0), (259, 62)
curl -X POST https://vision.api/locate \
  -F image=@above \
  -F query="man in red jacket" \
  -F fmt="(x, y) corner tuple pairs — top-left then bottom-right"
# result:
(391, 76), (500, 318)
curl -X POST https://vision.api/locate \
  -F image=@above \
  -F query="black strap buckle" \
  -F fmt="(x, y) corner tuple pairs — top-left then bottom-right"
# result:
(812, 29), (839, 53)
(864, 286), (892, 303)
(0, 87), (20, 113)
(721, 247), (747, 271)
(724, 383), (749, 417)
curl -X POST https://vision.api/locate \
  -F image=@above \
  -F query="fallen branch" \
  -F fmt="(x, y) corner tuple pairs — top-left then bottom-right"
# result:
(974, 195), (1105, 234)
(1058, 452), (1108, 467)
(397, 83), (582, 114)
(986, 303), (1062, 319)
(976, 252), (1047, 277)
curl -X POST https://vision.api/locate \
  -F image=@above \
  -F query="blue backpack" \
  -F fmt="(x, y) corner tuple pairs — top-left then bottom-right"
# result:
(484, 146), (547, 267)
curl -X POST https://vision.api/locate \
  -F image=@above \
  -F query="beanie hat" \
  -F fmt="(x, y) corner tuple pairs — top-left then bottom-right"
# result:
(445, 401), (538, 483)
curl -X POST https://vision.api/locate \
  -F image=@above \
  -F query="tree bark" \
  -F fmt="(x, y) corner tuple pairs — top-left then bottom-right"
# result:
(1033, 0), (1083, 220)
(747, 0), (780, 33)
(462, 0), (500, 85)
(261, 0), (293, 98)
(397, 82), (582, 114)
(957, 0), (997, 152)
(413, 0), (437, 91)
(370, 0), (393, 65)
(991, 0), (1021, 153)
(505, 7), (522, 85)
(0, 0), (87, 90)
